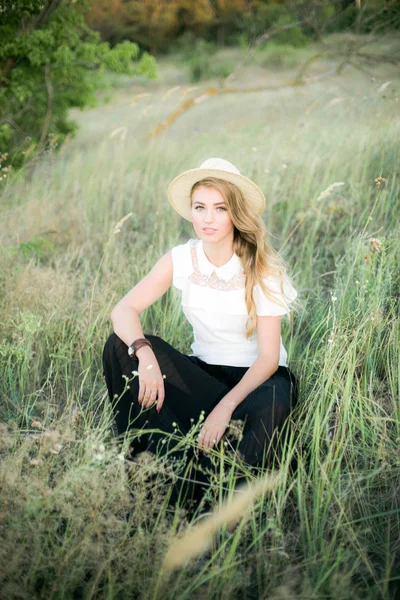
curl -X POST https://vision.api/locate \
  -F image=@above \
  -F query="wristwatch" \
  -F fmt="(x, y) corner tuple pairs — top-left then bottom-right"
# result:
(127, 338), (152, 359)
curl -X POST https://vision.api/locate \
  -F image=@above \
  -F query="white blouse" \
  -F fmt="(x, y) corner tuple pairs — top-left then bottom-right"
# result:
(171, 239), (297, 368)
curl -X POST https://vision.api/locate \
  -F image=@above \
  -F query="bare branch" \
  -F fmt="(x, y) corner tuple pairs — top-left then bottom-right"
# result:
(144, 68), (341, 141)
(1, 57), (17, 85)
(30, 0), (64, 32)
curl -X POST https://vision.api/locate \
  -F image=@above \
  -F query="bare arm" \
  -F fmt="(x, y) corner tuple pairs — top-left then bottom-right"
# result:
(110, 251), (173, 410)
(219, 315), (281, 411)
(198, 315), (281, 451)
(110, 251), (173, 346)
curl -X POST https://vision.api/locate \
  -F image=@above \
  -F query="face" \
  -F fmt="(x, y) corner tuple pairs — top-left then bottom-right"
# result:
(190, 186), (234, 244)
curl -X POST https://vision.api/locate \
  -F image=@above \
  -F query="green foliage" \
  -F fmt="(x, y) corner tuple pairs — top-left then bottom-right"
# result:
(85, 0), (400, 59)
(254, 42), (307, 68)
(19, 235), (56, 260)
(180, 37), (217, 83)
(323, 0), (400, 33)
(0, 35), (400, 598)
(0, 0), (158, 173)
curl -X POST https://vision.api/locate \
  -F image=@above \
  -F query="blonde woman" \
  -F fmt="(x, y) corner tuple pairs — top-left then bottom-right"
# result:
(103, 158), (299, 508)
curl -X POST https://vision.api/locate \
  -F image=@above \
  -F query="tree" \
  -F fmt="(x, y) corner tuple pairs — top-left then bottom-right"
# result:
(86, 0), (217, 54)
(0, 0), (158, 173)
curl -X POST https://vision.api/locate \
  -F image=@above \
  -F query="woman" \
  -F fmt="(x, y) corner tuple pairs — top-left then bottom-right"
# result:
(102, 157), (299, 508)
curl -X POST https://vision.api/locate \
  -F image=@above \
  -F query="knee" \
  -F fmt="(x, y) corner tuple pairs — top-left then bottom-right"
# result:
(245, 383), (291, 420)
(104, 332), (118, 350)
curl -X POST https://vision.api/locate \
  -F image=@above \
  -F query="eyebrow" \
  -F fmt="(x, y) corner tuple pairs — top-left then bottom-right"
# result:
(192, 201), (226, 206)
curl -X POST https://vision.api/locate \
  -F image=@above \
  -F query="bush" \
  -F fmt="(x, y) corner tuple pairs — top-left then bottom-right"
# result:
(253, 43), (310, 69)
(180, 38), (217, 83)
(233, 4), (312, 48)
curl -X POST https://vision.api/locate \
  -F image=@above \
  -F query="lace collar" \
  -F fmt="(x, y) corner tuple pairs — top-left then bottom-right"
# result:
(189, 239), (245, 291)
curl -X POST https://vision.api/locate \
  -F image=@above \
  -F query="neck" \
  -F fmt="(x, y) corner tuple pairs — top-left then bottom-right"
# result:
(201, 237), (234, 267)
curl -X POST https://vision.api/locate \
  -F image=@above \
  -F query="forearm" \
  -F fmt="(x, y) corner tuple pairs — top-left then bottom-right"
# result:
(219, 356), (279, 412)
(110, 305), (145, 348)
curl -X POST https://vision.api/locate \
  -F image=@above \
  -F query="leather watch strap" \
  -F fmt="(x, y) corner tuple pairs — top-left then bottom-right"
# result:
(128, 338), (153, 359)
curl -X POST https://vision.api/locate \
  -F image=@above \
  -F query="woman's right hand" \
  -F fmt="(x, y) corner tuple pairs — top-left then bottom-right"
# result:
(136, 346), (165, 412)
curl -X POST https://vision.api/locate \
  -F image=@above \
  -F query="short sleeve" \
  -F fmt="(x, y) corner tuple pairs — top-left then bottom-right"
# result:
(253, 274), (298, 316)
(171, 240), (192, 291)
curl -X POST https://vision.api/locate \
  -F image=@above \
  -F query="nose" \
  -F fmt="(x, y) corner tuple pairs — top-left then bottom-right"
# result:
(204, 209), (215, 224)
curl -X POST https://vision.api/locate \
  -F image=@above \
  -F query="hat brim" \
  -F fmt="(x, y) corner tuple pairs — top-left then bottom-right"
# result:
(167, 168), (266, 221)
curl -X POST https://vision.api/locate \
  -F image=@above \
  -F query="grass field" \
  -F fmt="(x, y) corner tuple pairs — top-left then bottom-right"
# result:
(1, 33), (399, 599)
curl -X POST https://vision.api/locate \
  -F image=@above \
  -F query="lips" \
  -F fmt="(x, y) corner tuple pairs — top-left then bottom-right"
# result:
(202, 227), (217, 233)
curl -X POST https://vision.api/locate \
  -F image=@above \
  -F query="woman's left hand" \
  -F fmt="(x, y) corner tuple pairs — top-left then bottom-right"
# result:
(198, 403), (234, 453)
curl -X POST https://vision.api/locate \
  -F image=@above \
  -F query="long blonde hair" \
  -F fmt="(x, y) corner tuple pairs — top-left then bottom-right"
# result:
(190, 177), (296, 338)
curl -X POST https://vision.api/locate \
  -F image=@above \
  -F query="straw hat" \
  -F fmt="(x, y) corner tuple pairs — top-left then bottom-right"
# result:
(167, 157), (266, 221)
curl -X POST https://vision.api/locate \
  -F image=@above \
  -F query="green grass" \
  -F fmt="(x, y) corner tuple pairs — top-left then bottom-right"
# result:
(0, 34), (399, 599)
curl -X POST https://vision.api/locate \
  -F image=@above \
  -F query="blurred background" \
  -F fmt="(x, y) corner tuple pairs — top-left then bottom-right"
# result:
(0, 2), (400, 599)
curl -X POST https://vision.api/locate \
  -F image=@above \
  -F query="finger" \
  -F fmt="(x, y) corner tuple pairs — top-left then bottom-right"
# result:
(138, 382), (145, 404)
(143, 388), (155, 409)
(156, 383), (165, 412)
(141, 385), (151, 408)
(199, 431), (212, 453)
(204, 432), (218, 452)
(148, 389), (158, 408)
(197, 431), (205, 451)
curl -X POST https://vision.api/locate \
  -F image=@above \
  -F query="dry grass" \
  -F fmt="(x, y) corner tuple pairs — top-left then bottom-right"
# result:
(0, 34), (399, 599)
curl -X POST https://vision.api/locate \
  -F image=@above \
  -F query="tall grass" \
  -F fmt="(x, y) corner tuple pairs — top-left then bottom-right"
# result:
(0, 36), (399, 599)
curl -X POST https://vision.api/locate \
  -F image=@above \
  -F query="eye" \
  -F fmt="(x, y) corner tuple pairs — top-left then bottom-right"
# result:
(216, 206), (227, 211)
(193, 205), (204, 210)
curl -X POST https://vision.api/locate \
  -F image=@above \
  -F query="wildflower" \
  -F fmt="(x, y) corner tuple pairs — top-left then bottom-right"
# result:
(374, 177), (387, 189)
(172, 422), (177, 427)
(163, 374), (166, 379)
(331, 296), (337, 302)
(146, 364), (153, 370)
(368, 237), (382, 253)
(29, 458), (43, 466)
(31, 420), (43, 429)
(252, 146), (257, 152)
